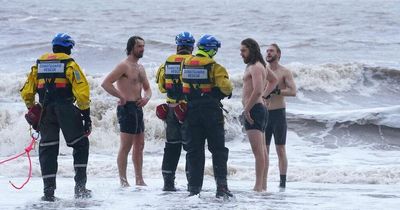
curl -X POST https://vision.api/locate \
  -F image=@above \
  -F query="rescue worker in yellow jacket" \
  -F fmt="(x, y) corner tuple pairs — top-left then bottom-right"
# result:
(20, 33), (92, 201)
(156, 32), (195, 191)
(181, 34), (233, 198)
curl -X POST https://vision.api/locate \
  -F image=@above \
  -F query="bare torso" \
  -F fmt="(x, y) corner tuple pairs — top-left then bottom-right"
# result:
(267, 65), (290, 110)
(116, 59), (145, 101)
(242, 62), (267, 107)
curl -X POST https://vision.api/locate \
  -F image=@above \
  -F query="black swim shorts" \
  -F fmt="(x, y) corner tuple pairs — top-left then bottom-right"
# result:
(265, 108), (287, 145)
(117, 101), (144, 134)
(244, 103), (268, 132)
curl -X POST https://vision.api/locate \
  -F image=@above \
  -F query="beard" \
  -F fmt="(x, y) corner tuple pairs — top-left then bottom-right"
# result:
(134, 51), (143, 58)
(242, 56), (250, 64)
(266, 54), (278, 63)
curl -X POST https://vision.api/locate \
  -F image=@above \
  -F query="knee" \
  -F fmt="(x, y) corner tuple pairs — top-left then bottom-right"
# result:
(165, 141), (181, 150)
(72, 138), (89, 150)
(134, 142), (145, 152)
(276, 146), (286, 157)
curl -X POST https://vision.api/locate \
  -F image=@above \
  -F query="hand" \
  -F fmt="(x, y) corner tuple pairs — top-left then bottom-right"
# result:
(136, 96), (150, 107)
(80, 108), (92, 136)
(272, 86), (281, 95)
(262, 98), (271, 107)
(84, 121), (92, 136)
(244, 110), (254, 125)
(118, 97), (127, 106)
(262, 94), (271, 100)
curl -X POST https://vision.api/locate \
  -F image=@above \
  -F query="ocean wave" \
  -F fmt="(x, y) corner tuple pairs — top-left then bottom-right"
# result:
(289, 106), (400, 129)
(289, 63), (400, 93)
(0, 42), (48, 52)
(145, 39), (176, 48)
(288, 113), (400, 148)
(1, 62), (399, 156)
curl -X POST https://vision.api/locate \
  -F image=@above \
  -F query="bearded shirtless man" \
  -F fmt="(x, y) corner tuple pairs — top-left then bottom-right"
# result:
(263, 43), (296, 189)
(241, 38), (277, 191)
(102, 36), (151, 187)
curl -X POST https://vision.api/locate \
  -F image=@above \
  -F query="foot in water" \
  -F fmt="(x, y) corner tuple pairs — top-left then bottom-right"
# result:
(136, 180), (147, 186)
(120, 177), (130, 188)
(279, 181), (286, 188)
(253, 186), (264, 192)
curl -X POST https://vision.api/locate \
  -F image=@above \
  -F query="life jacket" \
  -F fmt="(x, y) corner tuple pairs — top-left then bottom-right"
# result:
(164, 54), (192, 103)
(36, 54), (74, 105)
(181, 56), (214, 99)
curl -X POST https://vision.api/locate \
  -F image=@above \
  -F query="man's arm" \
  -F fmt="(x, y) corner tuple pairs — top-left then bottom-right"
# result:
(66, 62), (90, 110)
(213, 63), (233, 97)
(20, 66), (38, 109)
(262, 66), (278, 98)
(281, 69), (296, 97)
(101, 63), (126, 105)
(156, 64), (167, 93)
(136, 66), (152, 107)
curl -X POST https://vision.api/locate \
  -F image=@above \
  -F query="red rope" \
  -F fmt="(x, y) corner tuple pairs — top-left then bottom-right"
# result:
(0, 137), (37, 190)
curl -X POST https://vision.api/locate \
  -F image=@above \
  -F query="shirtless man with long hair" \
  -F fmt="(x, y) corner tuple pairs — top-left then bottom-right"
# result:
(241, 38), (277, 191)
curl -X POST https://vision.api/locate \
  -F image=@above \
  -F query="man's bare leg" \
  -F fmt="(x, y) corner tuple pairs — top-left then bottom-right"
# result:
(118, 132), (133, 187)
(276, 145), (287, 187)
(132, 132), (146, 186)
(247, 130), (266, 192)
(262, 141), (269, 191)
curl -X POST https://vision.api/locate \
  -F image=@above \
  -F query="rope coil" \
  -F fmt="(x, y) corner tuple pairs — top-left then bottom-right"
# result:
(0, 129), (40, 190)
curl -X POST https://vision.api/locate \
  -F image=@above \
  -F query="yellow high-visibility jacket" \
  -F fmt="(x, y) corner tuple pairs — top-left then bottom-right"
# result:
(181, 52), (233, 99)
(156, 54), (193, 103)
(20, 53), (90, 110)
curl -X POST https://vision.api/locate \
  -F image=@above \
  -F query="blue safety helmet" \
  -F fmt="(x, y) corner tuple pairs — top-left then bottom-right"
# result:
(175, 32), (195, 47)
(197, 34), (221, 51)
(52, 33), (75, 48)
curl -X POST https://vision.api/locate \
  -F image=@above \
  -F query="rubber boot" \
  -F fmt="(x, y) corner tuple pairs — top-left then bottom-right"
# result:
(74, 185), (92, 199)
(188, 186), (201, 197)
(216, 184), (233, 198)
(162, 174), (177, 191)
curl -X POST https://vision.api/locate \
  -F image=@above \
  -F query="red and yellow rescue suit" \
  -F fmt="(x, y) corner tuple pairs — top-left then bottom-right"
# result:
(156, 54), (193, 189)
(180, 52), (233, 194)
(20, 53), (90, 197)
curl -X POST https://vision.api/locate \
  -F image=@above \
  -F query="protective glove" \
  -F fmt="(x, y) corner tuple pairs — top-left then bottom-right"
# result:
(25, 103), (42, 131)
(80, 108), (92, 136)
(271, 86), (281, 95)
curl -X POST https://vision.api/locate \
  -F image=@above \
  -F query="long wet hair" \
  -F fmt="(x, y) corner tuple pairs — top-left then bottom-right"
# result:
(241, 38), (266, 67)
(126, 36), (144, 56)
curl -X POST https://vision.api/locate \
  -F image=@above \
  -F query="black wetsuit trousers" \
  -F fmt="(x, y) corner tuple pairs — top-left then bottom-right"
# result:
(182, 100), (229, 193)
(38, 102), (89, 195)
(162, 107), (185, 179)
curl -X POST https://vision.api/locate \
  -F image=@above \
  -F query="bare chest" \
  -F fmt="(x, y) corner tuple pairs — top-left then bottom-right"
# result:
(122, 68), (141, 85)
(273, 70), (286, 87)
(243, 70), (252, 84)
